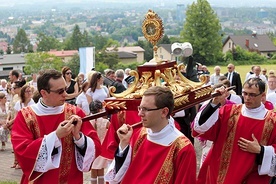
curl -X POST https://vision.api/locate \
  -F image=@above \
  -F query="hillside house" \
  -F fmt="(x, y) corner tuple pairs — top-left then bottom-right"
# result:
(0, 54), (25, 78)
(223, 33), (276, 58)
(106, 46), (145, 64)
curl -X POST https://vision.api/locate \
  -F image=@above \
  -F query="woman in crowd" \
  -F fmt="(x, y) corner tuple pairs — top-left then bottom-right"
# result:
(62, 66), (79, 105)
(0, 92), (9, 151)
(13, 85), (35, 117)
(7, 79), (26, 169)
(76, 81), (90, 115)
(86, 72), (109, 104)
(76, 72), (85, 93)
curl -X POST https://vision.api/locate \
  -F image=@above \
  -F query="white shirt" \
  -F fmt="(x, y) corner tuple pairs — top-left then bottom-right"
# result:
(227, 72), (233, 85)
(267, 92), (276, 107)
(86, 86), (109, 102)
(228, 94), (242, 104)
(76, 92), (90, 115)
(248, 74), (267, 83)
(210, 73), (223, 86)
(14, 99), (35, 111)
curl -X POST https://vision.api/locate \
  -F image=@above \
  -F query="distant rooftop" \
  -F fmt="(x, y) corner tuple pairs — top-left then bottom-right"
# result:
(48, 50), (78, 57)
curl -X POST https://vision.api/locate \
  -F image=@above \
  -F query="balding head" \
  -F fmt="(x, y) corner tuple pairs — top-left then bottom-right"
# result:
(227, 63), (235, 72)
(214, 66), (221, 75)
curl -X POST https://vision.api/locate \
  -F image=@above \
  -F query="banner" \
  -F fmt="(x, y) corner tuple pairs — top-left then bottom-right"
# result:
(79, 47), (95, 75)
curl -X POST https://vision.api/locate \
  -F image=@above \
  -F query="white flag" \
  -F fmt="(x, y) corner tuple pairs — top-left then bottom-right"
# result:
(79, 47), (95, 75)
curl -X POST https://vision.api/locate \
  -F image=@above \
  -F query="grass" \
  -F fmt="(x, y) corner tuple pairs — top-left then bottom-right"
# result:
(209, 64), (276, 82)
(0, 182), (17, 184)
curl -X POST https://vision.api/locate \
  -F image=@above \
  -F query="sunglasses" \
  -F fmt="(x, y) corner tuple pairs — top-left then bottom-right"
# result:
(48, 87), (67, 95)
(65, 72), (72, 75)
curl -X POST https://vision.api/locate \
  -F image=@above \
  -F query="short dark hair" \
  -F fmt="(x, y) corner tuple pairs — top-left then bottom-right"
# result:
(243, 78), (266, 94)
(37, 69), (62, 95)
(11, 70), (19, 78)
(143, 86), (174, 118)
(89, 100), (103, 114)
(14, 79), (26, 88)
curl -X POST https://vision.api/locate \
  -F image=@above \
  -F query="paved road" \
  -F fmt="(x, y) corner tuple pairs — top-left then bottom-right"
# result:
(0, 139), (202, 183)
(0, 141), (92, 183)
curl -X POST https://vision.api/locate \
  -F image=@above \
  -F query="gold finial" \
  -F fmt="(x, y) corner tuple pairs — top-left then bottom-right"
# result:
(142, 10), (164, 63)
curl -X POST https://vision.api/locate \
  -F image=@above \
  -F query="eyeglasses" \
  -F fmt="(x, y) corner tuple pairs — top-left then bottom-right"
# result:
(65, 72), (72, 75)
(242, 91), (262, 98)
(227, 67), (232, 69)
(47, 87), (67, 95)
(137, 106), (164, 113)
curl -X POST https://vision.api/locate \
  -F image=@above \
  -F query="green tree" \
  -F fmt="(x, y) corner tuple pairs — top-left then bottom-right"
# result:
(82, 30), (93, 47)
(95, 51), (120, 69)
(63, 25), (82, 50)
(92, 35), (109, 51)
(66, 54), (80, 76)
(181, 0), (223, 65)
(70, 25), (83, 50)
(37, 33), (61, 52)
(158, 34), (171, 44)
(13, 29), (32, 53)
(24, 52), (64, 74)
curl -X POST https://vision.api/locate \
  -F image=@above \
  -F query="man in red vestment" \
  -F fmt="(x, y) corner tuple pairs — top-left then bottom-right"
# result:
(193, 78), (276, 184)
(105, 86), (196, 184)
(11, 69), (101, 184)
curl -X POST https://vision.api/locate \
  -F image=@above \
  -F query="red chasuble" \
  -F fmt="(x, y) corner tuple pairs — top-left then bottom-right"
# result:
(11, 103), (101, 184)
(193, 104), (276, 184)
(121, 128), (197, 184)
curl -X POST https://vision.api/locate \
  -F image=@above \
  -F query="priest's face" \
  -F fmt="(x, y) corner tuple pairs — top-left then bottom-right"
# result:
(138, 95), (168, 133)
(42, 77), (67, 107)
(242, 84), (264, 109)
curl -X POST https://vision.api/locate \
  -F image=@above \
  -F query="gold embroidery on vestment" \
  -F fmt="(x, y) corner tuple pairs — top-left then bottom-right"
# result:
(132, 128), (191, 183)
(217, 104), (241, 184)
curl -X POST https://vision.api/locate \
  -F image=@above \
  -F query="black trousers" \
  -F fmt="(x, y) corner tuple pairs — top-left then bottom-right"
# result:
(173, 106), (196, 144)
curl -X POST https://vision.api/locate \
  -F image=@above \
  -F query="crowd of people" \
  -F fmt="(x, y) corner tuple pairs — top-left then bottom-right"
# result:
(0, 63), (276, 183)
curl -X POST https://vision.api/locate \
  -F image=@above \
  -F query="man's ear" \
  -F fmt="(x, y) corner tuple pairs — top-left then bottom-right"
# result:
(40, 89), (47, 97)
(161, 107), (170, 118)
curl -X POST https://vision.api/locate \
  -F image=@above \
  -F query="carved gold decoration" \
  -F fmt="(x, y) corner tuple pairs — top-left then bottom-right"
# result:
(174, 95), (189, 107)
(109, 63), (209, 100)
(103, 101), (127, 110)
(142, 10), (164, 63)
(194, 86), (213, 99)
